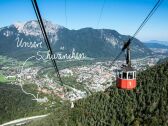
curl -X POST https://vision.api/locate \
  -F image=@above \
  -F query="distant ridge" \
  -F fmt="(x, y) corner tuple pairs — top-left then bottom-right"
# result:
(143, 40), (168, 46)
(144, 42), (168, 49)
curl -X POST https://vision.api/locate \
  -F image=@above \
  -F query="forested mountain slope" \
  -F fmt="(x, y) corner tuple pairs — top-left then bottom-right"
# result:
(28, 62), (168, 126)
(0, 83), (61, 125)
(0, 84), (41, 124)
(0, 20), (151, 59)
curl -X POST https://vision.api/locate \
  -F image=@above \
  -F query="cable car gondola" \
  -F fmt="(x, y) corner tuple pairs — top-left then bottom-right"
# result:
(116, 40), (136, 90)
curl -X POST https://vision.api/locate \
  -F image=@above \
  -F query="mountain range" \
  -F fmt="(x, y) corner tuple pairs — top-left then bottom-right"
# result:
(143, 40), (168, 55)
(0, 20), (152, 60)
(144, 40), (168, 46)
(144, 43), (168, 49)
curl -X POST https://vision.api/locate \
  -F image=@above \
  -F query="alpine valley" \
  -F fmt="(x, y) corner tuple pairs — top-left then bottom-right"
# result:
(1, 20), (167, 126)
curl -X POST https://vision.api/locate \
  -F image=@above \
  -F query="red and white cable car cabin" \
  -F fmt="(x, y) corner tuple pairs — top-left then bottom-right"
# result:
(115, 39), (137, 90)
(116, 66), (136, 90)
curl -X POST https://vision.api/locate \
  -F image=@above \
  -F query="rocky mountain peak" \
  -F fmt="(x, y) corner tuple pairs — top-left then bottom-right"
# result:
(13, 20), (64, 36)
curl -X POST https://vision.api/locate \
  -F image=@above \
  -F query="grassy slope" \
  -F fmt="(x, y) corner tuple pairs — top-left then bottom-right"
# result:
(0, 74), (8, 83)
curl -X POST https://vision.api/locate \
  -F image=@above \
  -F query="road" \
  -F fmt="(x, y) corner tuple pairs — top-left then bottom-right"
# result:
(0, 114), (49, 126)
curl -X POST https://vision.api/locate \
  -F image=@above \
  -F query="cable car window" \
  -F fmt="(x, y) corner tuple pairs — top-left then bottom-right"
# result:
(119, 72), (122, 78)
(123, 72), (127, 79)
(128, 72), (133, 79)
(134, 72), (136, 78)
(116, 71), (119, 76)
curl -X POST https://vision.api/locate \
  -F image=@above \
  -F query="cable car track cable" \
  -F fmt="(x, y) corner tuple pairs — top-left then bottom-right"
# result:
(130, 0), (164, 41)
(97, 0), (106, 28)
(65, 0), (68, 27)
(31, 0), (63, 86)
(110, 0), (164, 67)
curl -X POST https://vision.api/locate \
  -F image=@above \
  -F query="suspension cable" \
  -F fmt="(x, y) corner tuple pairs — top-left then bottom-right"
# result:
(31, 0), (63, 86)
(64, 0), (68, 27)
(110, 0), (164, 67)
(97, 0), (106, 28)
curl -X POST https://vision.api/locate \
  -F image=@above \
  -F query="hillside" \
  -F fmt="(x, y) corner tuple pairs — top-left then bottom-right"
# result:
(28, 61), (168, 126)
(157, 57), (168, 64)
(0, 20), (152, 59)
(0, 83), (63, 125)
